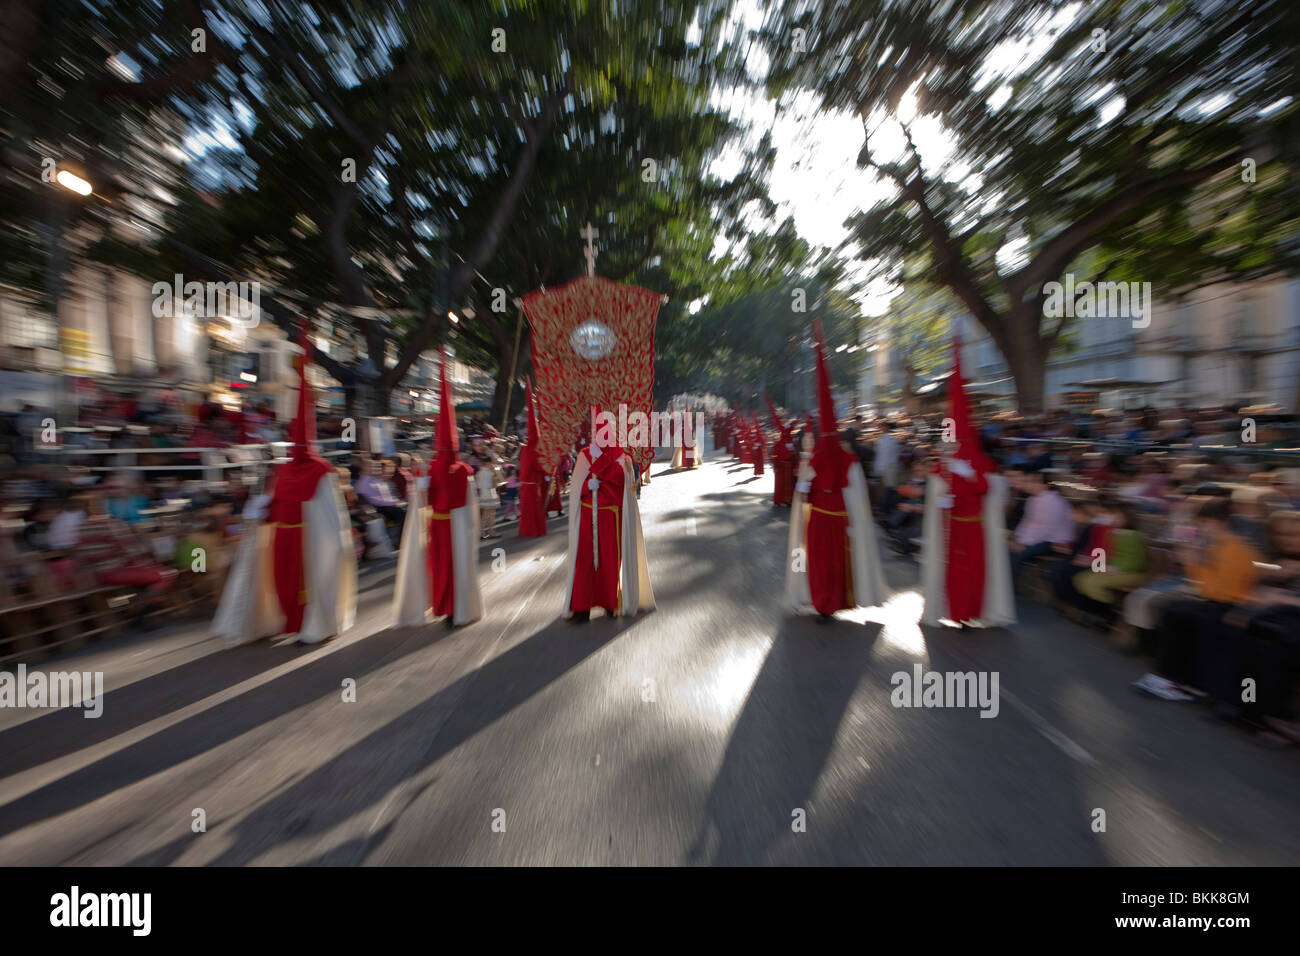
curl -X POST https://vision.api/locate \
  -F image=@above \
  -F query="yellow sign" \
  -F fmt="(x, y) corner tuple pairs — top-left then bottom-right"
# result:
(61, 327), (95, 373)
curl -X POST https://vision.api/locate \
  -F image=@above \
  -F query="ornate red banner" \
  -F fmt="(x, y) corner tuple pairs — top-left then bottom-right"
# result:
(521, 275), (661, 474)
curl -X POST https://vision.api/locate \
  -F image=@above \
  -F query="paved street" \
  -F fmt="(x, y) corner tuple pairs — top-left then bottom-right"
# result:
(1, 447), (1297, 866)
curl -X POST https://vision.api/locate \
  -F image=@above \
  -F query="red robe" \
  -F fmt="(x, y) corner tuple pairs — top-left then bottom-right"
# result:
(517, 442), (547, 536)
(427, 455), (473, 618)
(805, 442), (856, 615)
(751, 428), (765, 476)
(267, 454), (331, 635)
(546, 456), (566, 515)
(944, 465), (989, 622)
(770, 430), (796, 506)
(569, 447), (627, 613)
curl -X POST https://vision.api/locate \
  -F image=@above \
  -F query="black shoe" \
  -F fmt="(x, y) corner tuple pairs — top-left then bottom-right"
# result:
(817, 612), (833, 624)
(602, 607), (617, 618)
(571, 610), (590, 623)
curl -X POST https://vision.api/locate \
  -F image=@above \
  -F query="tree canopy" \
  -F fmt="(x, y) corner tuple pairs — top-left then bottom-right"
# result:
(764, 0), (1300, 411)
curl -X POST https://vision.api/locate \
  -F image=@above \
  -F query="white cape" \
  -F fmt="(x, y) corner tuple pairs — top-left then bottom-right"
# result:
(563, 449), (655, 617)
(920, 472), (1016, 627)
(392, 475), (483, 627)
(784, 460), (890, 614)
(213, 471), (357, 647)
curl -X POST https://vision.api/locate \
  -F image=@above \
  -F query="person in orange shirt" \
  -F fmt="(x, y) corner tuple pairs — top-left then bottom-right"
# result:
(1134, 498), (1262, 701)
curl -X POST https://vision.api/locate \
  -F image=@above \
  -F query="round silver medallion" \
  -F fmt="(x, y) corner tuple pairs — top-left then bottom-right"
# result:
(569, 319), (617, 361)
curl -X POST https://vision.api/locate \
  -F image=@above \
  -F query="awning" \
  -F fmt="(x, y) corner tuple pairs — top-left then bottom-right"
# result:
(1063, 378), (1176, 390)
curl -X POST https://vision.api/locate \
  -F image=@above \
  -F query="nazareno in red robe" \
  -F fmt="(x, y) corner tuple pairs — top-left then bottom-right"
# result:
(804, 441), (856, 615)
(517, 441), (547, 536)
(944, 464), (989, 622)
(426, 455), (473, 619)
(266, 454), (332, 635)
(751, 426), (765, 476)
(546, 456), (566, 514)
(770, 429), (796, 506)
(569, 446), (627, 613)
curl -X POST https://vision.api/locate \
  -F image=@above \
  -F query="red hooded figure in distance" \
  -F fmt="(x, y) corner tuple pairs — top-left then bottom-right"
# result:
(517, 377), (548, 537)
(392, 348), (483, 627)
(213, 321), (356, 646)
(784, 319), (888, 618)
(766, 395), (796, 507)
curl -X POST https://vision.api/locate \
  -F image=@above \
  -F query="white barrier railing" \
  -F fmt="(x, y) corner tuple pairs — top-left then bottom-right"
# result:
(48, 437), (354, 483)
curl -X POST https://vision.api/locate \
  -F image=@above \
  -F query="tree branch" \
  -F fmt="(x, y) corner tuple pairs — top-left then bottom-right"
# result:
(1014, 154), (1242, 295)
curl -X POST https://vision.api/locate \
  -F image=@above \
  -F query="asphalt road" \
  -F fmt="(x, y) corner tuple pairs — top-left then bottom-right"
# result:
(1, 447), (1297, 865)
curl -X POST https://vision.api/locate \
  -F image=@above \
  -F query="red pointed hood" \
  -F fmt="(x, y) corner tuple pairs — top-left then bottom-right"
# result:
(275, 321), (332, 503)
(948, 333), (995, 475)
(432, 347), (459, 475)
(813, 317), (837, 438)
(810, 318), (851, 482)
(765, 394), (787, 434)
(289, 322), (316, 460)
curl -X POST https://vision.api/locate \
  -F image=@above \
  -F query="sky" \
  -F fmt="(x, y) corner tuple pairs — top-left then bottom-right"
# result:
(706, 0), (1088, 319)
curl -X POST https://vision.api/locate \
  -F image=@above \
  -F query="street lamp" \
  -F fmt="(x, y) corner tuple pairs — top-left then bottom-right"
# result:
(55, 170), (93, 196)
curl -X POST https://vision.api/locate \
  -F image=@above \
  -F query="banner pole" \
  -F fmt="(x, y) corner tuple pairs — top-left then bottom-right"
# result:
(500, 306), (525, 434)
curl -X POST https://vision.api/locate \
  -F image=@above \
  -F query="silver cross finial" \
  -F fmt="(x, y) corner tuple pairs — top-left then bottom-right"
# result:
(580, 221), (599, 276)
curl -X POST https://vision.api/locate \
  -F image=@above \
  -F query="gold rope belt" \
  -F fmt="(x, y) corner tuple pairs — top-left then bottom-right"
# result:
(809, 505), (848, 517)
(951, 515), (982, 523)
(581, 501), (622, 513)
(431, 511), (450, 520)
(274, 522), (303, 528)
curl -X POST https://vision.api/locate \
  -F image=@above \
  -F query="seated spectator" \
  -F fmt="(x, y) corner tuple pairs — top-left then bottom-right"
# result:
(1133, 498), (1262, 701)
(103, 473), (152, 524)
(1069, 501), (1148, 622)
(78, 490), (178, 627)
(1118, 455), (1173, 513)
(355, 457), (406, 545)
(391, 453), (413, 501)
(1190, 510), (1300, 743)
(1010, 470), (1075, 580)
(883, 459), (929, 555)
(1048, 495), (1107, 610)
(176, 504), (232, 603)
(1230, 486), (1279, 557)
(1079, 452), (1118, 488)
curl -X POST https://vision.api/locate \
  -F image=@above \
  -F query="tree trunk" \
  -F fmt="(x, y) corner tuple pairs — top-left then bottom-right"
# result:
(1000, 313), (1047, 414)
(364, 381), (391, 417)
(491, 375), (515, 432)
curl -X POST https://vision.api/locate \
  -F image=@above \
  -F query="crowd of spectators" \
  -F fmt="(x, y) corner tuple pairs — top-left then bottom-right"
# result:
(819, 404), (1300, 749)
(0, 392), (553, 639)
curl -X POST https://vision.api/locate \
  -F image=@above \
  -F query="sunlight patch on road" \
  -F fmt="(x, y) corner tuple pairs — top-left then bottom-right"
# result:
(838, 590), (927, 656)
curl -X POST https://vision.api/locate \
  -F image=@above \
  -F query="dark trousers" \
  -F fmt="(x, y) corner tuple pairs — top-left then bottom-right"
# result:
(1213, 606), (1300, 720)
(1155, 598), (1235, 687)
(373, 504), (406, 541)
(1012, 541), (1056, 581)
